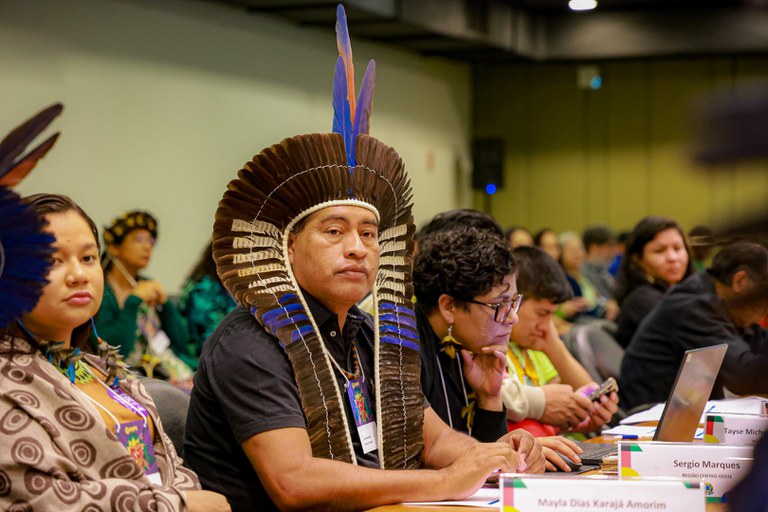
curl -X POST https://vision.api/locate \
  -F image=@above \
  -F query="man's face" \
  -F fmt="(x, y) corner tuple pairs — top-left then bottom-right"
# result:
(510, 297), (558, 349)
(288, 205), (380, 314)
(589, 242), (617, 265)
(730, 271), (768, 327)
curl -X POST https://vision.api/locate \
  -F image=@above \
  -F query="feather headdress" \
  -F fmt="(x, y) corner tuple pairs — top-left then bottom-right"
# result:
(0, 104), (62, 328)
(213, 5), (422, 469)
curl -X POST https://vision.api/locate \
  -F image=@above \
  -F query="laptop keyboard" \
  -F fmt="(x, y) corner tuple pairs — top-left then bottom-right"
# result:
(577, 443), (617, 465)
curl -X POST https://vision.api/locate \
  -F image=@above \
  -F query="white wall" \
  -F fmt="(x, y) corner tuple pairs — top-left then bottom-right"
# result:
(1, 0), (471, 292)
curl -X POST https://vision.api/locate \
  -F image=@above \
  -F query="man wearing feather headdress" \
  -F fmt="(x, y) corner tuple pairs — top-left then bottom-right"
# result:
(184, 5), (545, 511)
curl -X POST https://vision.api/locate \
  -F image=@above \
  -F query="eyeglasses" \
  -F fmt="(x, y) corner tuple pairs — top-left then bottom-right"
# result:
(464, 293), (523, 323)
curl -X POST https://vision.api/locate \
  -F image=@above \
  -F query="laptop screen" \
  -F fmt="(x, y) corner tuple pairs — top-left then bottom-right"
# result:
(653, 343), (729, 442)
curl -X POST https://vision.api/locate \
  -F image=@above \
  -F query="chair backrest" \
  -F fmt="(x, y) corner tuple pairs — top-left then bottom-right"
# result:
(140, 378), (191, 457)
(568, 323), (625, 383)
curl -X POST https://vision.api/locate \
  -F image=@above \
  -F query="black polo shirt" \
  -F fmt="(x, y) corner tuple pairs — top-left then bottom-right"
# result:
(184, 293), (378, 511)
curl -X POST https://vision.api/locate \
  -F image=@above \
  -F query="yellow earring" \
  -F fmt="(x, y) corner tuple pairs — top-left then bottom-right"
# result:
(440, 324), (462, 359)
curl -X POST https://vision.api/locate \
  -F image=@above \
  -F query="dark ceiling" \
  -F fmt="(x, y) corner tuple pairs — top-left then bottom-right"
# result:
(197, 0), (768, 61)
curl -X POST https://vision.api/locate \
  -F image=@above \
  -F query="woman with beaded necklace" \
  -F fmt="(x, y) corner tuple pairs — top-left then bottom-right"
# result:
(0, 193), (229, 511)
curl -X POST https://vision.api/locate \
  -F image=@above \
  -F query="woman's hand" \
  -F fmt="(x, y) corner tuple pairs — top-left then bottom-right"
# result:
(185, 490), (231, 512)
(131, 280), (167, 306)
(461, 344), (507, 410)
(539, 435), (582, 472)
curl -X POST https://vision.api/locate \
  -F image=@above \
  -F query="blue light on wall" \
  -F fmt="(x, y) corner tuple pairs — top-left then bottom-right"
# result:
(485, 183), (497, 195)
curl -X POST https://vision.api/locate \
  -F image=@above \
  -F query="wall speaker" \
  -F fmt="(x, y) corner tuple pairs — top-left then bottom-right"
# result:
(471, 138), (504, 191)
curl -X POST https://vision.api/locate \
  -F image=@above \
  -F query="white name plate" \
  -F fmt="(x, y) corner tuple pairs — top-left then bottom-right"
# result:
(705, 413), (768, 444)
(618, 441), (753, 502)
(500, 474), (704, 512)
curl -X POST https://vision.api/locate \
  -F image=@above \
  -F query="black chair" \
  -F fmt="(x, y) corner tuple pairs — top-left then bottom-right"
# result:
(140, 377), (191, 457)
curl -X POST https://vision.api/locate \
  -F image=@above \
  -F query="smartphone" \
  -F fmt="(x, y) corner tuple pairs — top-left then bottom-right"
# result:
(588, 377), (618, 402)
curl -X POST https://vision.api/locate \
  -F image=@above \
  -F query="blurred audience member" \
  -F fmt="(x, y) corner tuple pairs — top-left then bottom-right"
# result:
(419, 208), (504, 241)
(534, 228), (561, 262)
(608, 231), (630, 277)
(179, 242), (237, 357)
(581, 225), (617, 300)
(506, 225), (534, 249)
(558, 232), (618, 323)
(97, 210), (195, 388)
(620, 241), (768, 410)
(614, 216), (693, 349)
(689, 225), (715, 272)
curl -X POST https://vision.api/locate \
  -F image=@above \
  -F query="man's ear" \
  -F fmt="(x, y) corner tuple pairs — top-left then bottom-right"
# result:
(732, 270), (750, 294)
(437, 294), (456, 325)
(107, 244), (119, 258)
(287, 231), (296, 266)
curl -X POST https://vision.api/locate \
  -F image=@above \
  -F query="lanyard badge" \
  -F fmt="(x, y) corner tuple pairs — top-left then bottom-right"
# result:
(346, 376), (378, 454)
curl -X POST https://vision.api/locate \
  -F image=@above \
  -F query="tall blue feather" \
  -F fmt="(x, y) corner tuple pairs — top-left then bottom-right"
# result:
(0, 187), (55, 328)
(331, 56), (354, 167)
(352, 59), (376, 146)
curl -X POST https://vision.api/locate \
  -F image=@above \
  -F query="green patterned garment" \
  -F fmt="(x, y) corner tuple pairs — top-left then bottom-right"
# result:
(178, 275), (237, 356)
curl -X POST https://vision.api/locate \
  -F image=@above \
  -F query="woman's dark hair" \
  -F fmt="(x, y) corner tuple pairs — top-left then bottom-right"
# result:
(615, 216), (693, 304)
(505, 225), (532, 247)
(413, 227), (517, 312)
(187, 241), (221, 285)
(0, 193), (99, 351)
(418, 209), (503, 241)
(533, 228), (556, 247)
(513, 246), (573, 304)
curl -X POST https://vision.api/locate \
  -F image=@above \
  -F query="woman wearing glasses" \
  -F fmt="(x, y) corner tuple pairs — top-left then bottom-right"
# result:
(414, 227), (525, 442)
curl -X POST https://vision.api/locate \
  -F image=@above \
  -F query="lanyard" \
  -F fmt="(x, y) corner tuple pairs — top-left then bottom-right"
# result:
(507, 348), (540, 387)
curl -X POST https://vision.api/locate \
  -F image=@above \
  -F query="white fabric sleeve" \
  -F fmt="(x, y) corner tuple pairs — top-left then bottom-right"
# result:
(501, 376), (547, 422)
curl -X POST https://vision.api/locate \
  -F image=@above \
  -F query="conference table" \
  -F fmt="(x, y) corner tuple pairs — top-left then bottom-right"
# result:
(368, 432), (730, 512)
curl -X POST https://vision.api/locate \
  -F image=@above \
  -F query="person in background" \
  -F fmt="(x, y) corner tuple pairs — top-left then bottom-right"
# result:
(0, 193), (228, 511)
(96, 210), (195, 387)
(506, 246), (618, 437)
(613, 216), (693, 349)
(558, 231), (619, 323)
(581, 225), (617, 300)
(534, 228), (561, 262)
(688, 225), (715, 272)
(506, 225), (534, 249)
(620, 240), (768, 410)
(419, 208), (504, 241)
(608, 230), (630, 277)
(414, 228), (587, 472)
(178, 242), (237, 357)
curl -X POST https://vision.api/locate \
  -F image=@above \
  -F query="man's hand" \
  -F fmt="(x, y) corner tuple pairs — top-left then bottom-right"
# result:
(441, 442), (522, 500)
(461, 344), (507, 411)
(539, 384), (591, 430)
(539, 436), (582, 472)
(571, 386), (620, 433)
(526, 320), (562, 354)
(497, 429), (545, 474)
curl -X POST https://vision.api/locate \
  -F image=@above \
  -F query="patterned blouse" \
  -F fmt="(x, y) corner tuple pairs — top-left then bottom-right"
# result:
(0, 336), (200, 510)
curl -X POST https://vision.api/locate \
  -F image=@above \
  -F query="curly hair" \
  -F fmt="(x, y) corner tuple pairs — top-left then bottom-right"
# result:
(413, 227), (516, 312)
(418, 209), (503, 241)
